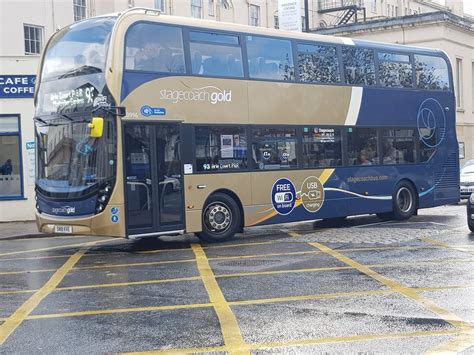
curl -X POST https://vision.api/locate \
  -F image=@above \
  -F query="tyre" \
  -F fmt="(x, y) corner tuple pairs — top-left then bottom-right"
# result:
(391, 181), (416, 220)
(196, 193), (241, 243)
(376, 212), (392, 221)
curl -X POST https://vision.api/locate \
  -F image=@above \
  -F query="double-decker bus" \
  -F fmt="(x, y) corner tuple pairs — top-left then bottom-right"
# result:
(34, 8), (459, 242)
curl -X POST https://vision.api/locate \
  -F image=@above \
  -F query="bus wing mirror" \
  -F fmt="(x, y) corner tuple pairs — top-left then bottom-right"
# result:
(88, 117), (104, 138)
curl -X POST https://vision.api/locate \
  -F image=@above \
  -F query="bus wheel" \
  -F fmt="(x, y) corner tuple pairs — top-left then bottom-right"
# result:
(197, 193), (241, 243)
(392, 182), (416, 220)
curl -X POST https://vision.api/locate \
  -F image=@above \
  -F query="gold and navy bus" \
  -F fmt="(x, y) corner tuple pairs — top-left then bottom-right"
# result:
(34, 8), (459, 242)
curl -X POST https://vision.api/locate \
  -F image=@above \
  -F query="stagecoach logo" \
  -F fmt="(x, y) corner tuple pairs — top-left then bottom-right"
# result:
(52, 206), (76, 215)
(160, 84), (232, 105)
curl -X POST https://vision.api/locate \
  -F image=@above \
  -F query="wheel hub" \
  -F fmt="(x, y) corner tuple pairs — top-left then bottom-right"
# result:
(206, 203), (232, 232)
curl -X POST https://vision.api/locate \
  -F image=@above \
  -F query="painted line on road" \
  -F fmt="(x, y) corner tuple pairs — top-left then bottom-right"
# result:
(0, 247), (88, 345)
(289, 232), (470, 328)
(0, 238), (117, 258)
(191, 243), (247, 355)
(418, 236), (474, 255)
(0, 235), (106, 243)
(121, 329), (462, 354)
(425, 327), (474, 354)
(26, 303), (213, 320)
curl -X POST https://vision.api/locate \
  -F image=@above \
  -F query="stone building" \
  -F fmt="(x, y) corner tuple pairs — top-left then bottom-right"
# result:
(0, 0), (472, 221)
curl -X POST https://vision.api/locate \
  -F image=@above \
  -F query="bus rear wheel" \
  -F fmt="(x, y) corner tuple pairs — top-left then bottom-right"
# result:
(392, 182), (416, 220)
(196, 193), (241, 243)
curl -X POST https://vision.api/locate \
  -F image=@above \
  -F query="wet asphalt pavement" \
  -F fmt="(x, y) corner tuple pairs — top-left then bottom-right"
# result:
(0, 203), (473, 354)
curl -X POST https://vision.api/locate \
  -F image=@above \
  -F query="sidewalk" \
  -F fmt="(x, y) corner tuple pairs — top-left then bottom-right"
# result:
(0, 221), (52, 240)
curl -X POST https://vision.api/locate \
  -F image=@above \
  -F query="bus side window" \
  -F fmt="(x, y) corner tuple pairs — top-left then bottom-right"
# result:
(414, 55), (450, 91)
(302, 127), (342, 168)
(347, 128), (379, 166)
(297, 43), (340, 84)
(246, 36), (295, 81)
(252, 128), (297, 170)
(378, 52), (413, 88)
(124, 23), (186, 74)
(382, 129), (416, 164)
(195, 126), (247, 172)
(189, 31), (244, 78)
(342, 47), (376, 86)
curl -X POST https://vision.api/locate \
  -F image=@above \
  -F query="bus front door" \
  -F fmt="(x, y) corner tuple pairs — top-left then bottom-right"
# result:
(124, 123), (184, 238)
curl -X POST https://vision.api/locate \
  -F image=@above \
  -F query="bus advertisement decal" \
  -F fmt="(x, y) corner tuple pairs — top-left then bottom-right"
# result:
(300, 176), (325, 213)
(271, 178), (296, 215)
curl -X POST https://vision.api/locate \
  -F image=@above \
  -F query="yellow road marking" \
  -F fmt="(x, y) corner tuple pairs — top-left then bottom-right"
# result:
(121, 329), (461, 354)
(191, 243), (247, 355)
(228, 289), (393, 306)
(0, 238), (116, 258)
(0, 254), (73, 263)
(0, 247), (88, 345)
(26, 303), (213, 320)
(289, 232), (469, 328)
(204, 240), (276, 250)
(73, 258), (195, 271)
(55, 276), (202, 292)
(208, 250), (319, 260)
(215, 265), (353, 278)
(0, 289), (37, 296)
(425, 327), (474, 354)
(418, 237), (474, 255)
(137, 247), (192, 254)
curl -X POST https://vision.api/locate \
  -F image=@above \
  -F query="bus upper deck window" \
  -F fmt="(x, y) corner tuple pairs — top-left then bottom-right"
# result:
(415, 55), (450, 91)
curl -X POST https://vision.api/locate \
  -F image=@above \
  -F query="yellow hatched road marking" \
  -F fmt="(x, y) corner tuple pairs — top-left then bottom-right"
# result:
(191, 243), (248, 355)
(204, 240), (276, 250)
(122, 329), (461, 354)
(0, 235), (105, 243)
(289, 232), (470, 328)
(418, 237), (474, 255)
(26, 303), (213, 320)
(0, 247), (88, 345)
(0, 238), (116, 258)
(73, 258), (195, 271)
(0, 254), (73, 263)
(425, 327), (474, 354)
(215, 265), (353, 278)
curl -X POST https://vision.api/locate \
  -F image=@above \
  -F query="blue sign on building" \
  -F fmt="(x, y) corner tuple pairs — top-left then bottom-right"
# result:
(0, 75), (36, 98)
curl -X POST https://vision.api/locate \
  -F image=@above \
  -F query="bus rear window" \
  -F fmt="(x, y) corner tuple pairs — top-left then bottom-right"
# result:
(415, 55), (449, 91)
(125, 23), (185, 73)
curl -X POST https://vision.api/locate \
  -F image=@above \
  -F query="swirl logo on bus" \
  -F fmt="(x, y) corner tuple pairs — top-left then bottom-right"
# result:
(160, 84), (232, 105)
(417, 98), (446, 148)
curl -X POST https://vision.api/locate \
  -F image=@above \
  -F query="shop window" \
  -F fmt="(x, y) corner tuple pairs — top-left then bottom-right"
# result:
(195, 126), (247, 172)
(0, 116), (22, 199)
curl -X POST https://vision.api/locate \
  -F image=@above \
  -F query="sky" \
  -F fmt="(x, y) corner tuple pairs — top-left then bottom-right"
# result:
(431, 0), (474, 15)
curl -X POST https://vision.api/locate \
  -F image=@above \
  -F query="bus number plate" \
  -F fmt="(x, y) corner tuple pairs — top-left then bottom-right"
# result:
(54, 225), (73, 234)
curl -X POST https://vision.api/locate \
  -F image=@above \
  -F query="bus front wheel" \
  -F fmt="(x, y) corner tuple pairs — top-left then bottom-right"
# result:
(196, 193), (241, 243)
(392, 182), (416, 220)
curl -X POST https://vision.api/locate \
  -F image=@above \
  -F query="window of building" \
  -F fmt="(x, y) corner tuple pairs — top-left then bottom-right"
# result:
(195, 126), (247, 172)
(191, 0), (203, 18)
(342, 47), (376, 86)
(274, 15), (279, 29)
(382, 129), (415, 164)
(154, 0), (166, 12)
(415, 55), (450, 91)
(347, 127), (378, 166)
(456, 57), (463, 108)
(246, 36), (294, 81)
(370, 0), (376, 13)
(252, 128), (297, 170)
(125, 23), (185, 73)
(298, 43), (340, 84)
(24, 24), (43, 55)
(378, 52), (413, 88)
(249, 4), (260, 26)
(302, 127), (342, 168)
(301, 16), (306, 31)
(0, 116), (22, 199)
(73, 0), (86, 22)
(189, 31), (243, 77)
(209, 0), (215, 16)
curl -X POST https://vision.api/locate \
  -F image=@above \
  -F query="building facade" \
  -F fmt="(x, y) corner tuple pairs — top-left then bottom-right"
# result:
(0, 0), (471, 221)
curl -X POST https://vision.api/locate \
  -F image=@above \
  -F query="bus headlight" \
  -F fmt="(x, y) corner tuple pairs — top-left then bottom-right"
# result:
(95, 183), (113, 214)
(96, 204), (104, 213)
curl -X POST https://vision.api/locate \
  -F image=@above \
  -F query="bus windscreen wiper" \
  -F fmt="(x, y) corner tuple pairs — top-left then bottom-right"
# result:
(58, 65), (102, 79)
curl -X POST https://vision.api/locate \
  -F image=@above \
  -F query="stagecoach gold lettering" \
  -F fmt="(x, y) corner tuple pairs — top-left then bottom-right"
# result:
(159, 88), (232, 105)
